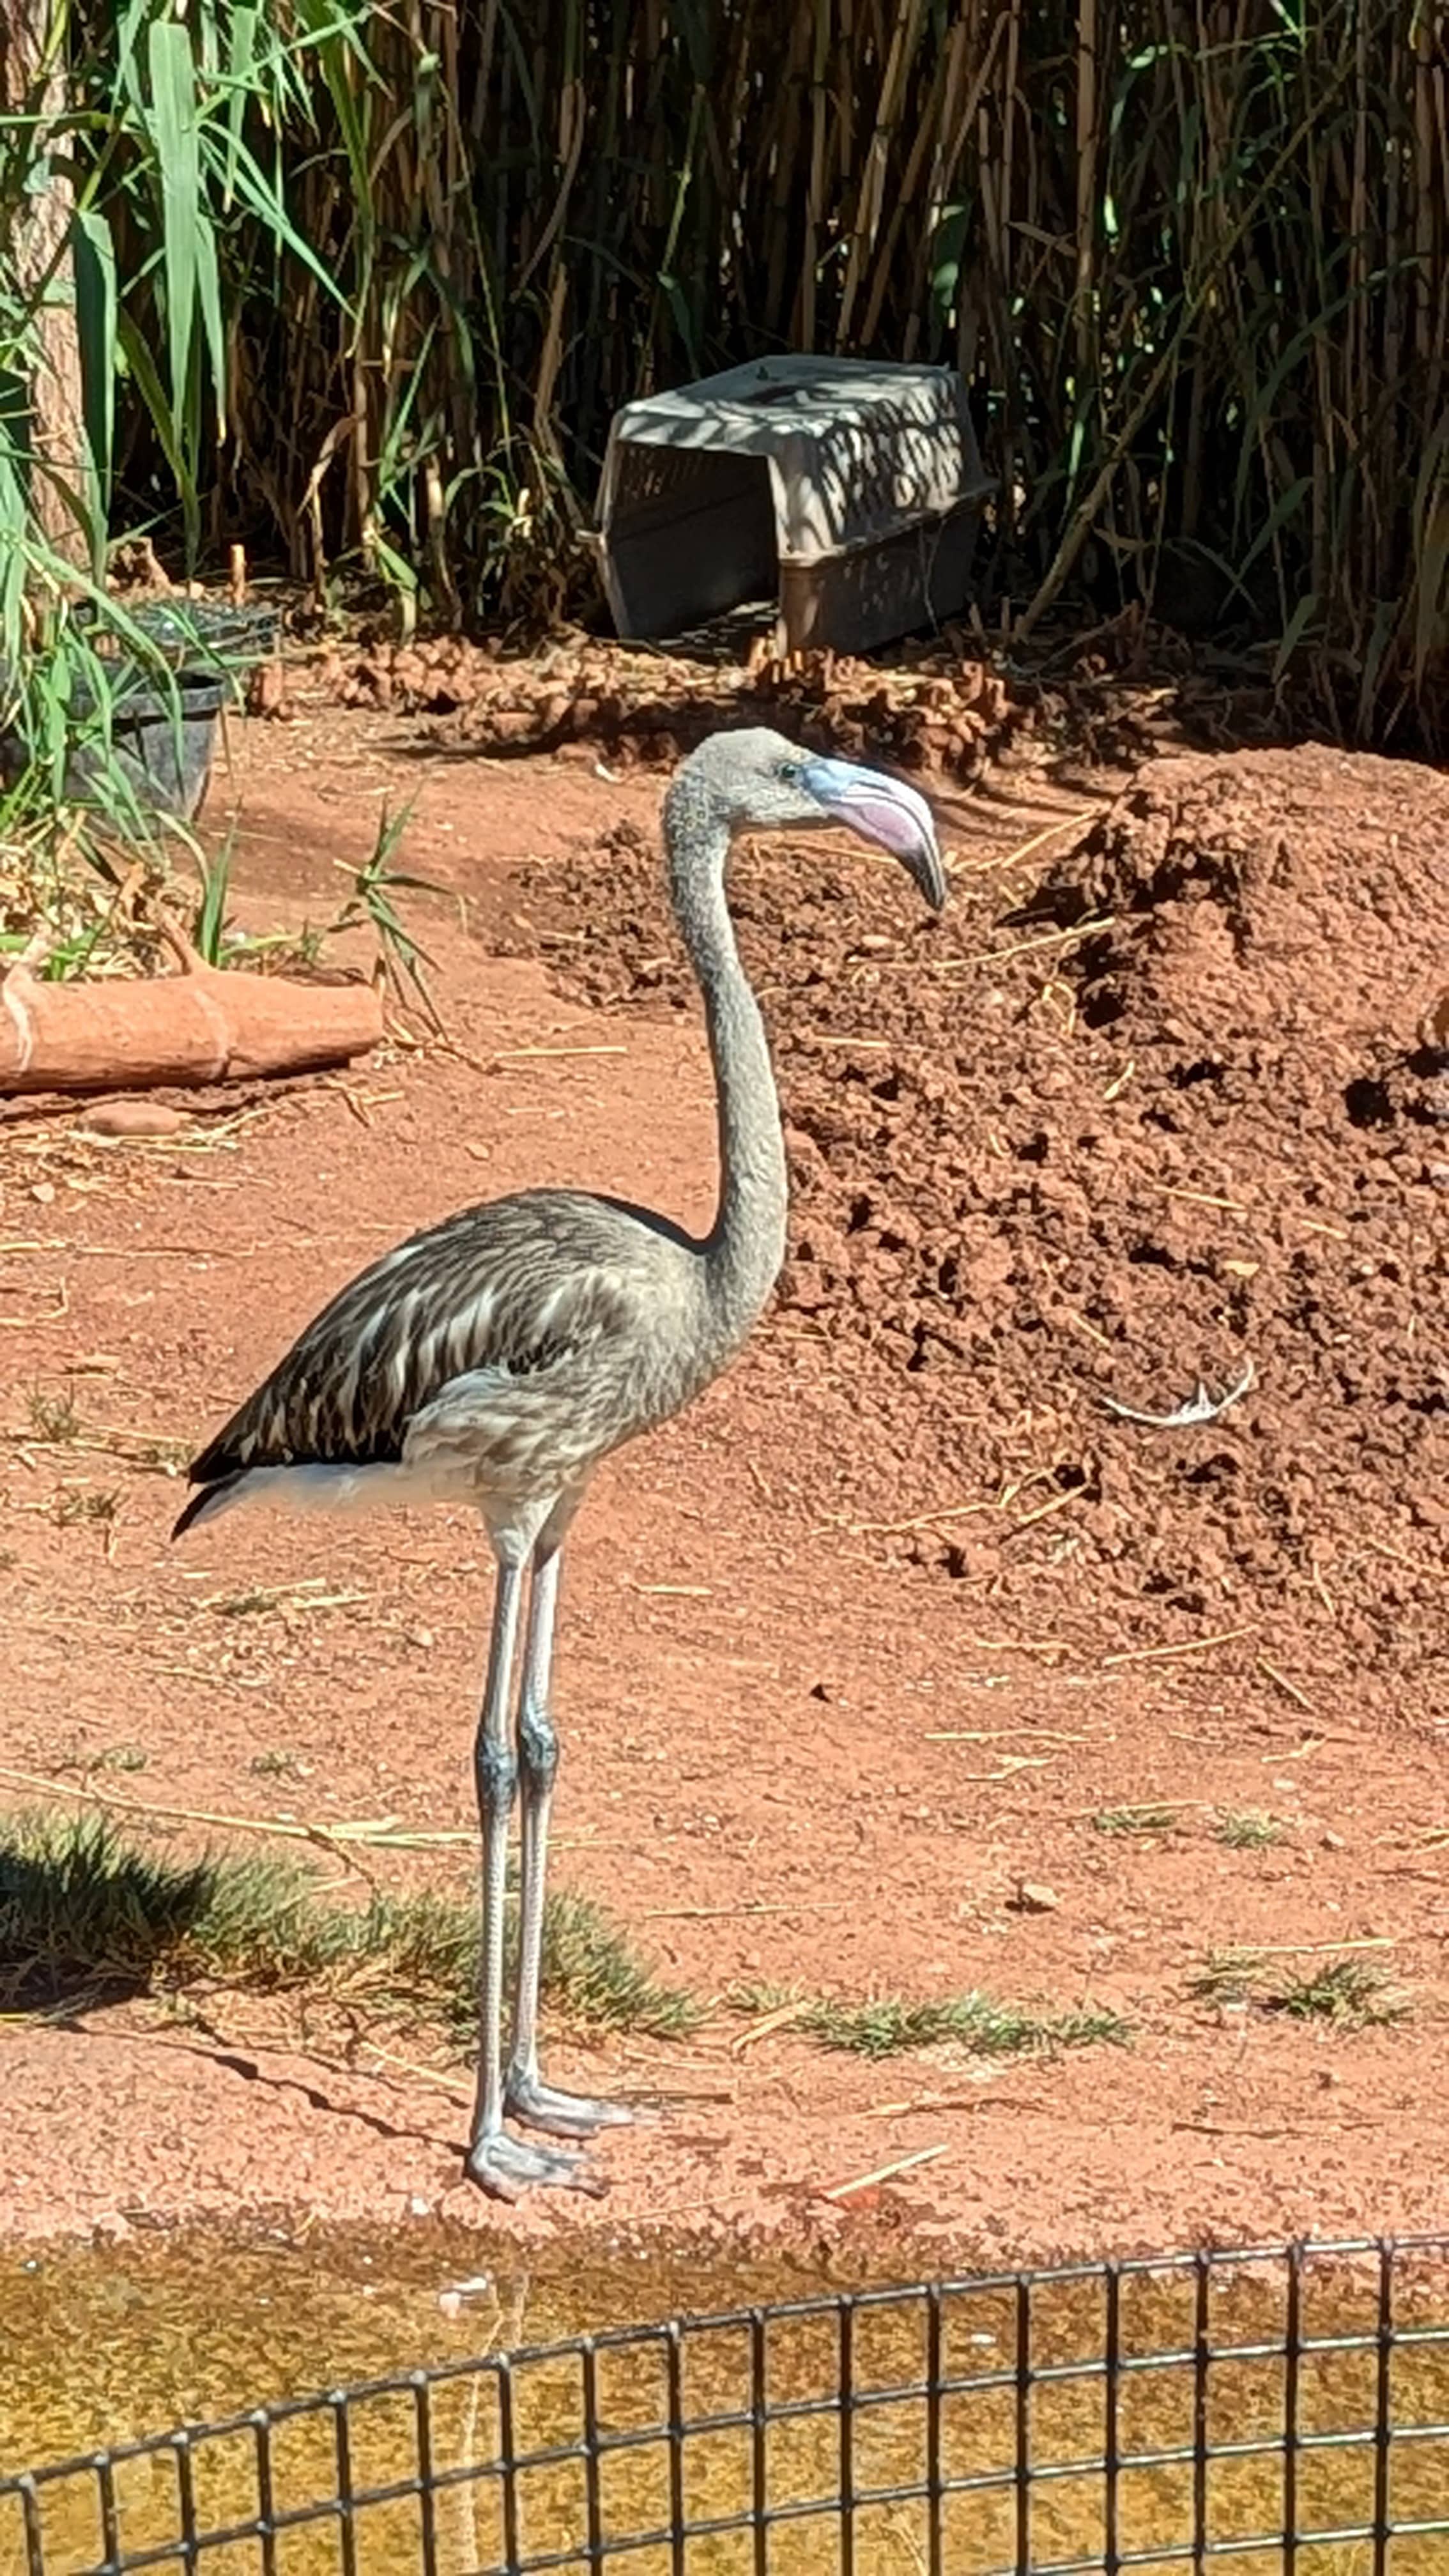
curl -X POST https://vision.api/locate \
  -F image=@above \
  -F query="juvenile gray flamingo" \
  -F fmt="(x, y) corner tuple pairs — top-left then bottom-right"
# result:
(174, 727), (945, 2198)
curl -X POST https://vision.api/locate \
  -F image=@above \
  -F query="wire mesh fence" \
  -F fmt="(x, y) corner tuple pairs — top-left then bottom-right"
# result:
(4, 2235), (1449, 2575)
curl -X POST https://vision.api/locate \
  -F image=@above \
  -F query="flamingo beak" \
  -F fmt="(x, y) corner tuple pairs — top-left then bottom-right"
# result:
(800, 757), (947, 910)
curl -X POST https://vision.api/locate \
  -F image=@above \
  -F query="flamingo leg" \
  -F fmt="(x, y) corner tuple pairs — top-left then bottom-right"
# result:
(507, 1542), (632, 2142)
(465, 1547), (599, 2199)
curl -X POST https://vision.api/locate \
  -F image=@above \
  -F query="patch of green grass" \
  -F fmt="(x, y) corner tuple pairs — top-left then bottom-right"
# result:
(28, 1387), (79, 1443)
(185, 806), (442, 1029)
(95, 1746), (150, 1775)
(131, 1439), (192, 1476)
(1213, 1810), (1289, 1850)
(0, 1811), (697, 2042)
(534, 1889), (699, 2043)
(1269, 1959), (1407, 2028)
(249, 1750), (308, 1780)
(1190, 1948), (1406, 2027)
(730, 1981), (1128, 2062)
(1189, 1950), (1262, 2007)
(1092, 1804), (1179, 1837)
(54, 1487), (120, 1533)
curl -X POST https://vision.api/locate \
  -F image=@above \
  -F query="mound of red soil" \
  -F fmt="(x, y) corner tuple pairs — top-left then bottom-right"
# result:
(502, 744), (1449, 1722)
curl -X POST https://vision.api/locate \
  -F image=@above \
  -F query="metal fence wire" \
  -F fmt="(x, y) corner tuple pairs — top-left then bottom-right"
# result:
(5, 2235), (1449, 2575)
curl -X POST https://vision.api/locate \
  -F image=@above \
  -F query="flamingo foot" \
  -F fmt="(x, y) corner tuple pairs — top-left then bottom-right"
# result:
(464, 2127), (606, 2201)
(506, 2068), (636, 2140)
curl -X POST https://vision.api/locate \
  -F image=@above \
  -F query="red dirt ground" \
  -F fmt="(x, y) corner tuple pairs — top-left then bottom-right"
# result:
(3, 678), (1448, 2266)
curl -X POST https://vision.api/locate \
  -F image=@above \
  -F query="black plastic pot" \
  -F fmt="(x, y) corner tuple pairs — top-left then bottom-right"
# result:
(80, 598), (281, 668)
(68, 668), (232, 820)
(34, 599), (282, 818)
(0, 657), (233, 822)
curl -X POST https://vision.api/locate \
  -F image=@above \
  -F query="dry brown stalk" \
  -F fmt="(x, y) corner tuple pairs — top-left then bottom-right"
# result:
(1103, 1626), (1257, 1667)
(0, 1762), (464, 1851)
(818, 2143), (950, 2201)
(1256, 1657), (1316, 1714)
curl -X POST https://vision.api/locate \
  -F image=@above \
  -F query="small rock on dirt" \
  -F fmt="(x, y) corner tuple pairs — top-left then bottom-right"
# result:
(1420, 987), (1449, 1052)
(1009, 1880), (1062, 1913)
(79, 1101), (189, 1138)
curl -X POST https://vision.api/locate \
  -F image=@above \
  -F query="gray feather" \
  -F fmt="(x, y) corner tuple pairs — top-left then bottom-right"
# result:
(183, 1188), (713, 1512)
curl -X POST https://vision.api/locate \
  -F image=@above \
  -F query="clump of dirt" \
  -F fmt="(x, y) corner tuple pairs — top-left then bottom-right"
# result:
(503, 744), (1449, 1721)
(306, 631), (1188, 785)
(1039, 747), (1449, 1071)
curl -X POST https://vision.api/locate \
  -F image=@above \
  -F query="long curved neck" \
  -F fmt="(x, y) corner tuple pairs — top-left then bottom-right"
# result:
(664, 774), (788, 1344)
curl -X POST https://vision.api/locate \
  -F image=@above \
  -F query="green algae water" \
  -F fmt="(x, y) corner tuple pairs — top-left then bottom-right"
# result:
(3, 2228), (1448, 2573)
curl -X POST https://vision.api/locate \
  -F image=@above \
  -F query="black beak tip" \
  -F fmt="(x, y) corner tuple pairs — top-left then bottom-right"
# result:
(917, 843), (948, 912)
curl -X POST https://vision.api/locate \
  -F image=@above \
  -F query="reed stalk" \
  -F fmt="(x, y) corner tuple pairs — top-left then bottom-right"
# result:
(0, 0), (1443, 744)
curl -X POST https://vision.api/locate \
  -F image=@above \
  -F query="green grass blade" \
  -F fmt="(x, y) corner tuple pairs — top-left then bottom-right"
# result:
(146, 17), (202, 445)
(72, 204), (117, 564)
(115, 309), (191, 505)
(220, 1), (260, 208)
(201, 122), (353, 309)
(194, 199), (227, 443)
